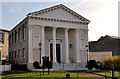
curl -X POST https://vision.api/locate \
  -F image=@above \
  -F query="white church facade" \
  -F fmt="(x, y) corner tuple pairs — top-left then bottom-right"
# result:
(8, 4), (90, 71)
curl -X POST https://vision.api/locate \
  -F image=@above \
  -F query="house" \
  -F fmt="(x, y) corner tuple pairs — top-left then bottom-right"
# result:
(89, 35), (120, 56)
(89, 52), (112, 64)
(0, 29), (9, 60)
(8, 4), (90, 71)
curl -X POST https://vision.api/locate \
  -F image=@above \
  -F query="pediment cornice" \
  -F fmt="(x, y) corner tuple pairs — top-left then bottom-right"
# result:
(28, 16), (89, 25)
(27, 4), (90, 24)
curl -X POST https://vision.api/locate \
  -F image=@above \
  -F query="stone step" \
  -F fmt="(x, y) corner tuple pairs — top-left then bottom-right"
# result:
(53, 63), (85, 71)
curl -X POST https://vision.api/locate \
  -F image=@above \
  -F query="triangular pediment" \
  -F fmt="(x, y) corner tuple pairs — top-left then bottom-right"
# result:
(27, 4), (90, 22)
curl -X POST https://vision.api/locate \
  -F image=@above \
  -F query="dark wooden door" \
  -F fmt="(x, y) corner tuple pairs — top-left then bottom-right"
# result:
(50, 43), (61, 63)
(56, 44), (61, 63)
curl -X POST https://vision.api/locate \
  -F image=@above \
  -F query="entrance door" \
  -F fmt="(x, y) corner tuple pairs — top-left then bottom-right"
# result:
(56, 44), (61, 63)
(50, 43), (53, 61)
(50, 43), (61, 63)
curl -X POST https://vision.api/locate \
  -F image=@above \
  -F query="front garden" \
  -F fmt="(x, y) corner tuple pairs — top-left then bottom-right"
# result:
(1, 71), (95, 79)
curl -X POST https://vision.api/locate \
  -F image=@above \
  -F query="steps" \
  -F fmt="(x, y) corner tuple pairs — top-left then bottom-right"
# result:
(53, 63), (86, 71)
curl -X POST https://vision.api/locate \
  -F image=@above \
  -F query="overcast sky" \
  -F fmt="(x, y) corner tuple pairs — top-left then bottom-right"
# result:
(0, 0), (119, 41)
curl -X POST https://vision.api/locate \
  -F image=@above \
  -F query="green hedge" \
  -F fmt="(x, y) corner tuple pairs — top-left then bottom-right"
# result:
(86, 60), (97, 70)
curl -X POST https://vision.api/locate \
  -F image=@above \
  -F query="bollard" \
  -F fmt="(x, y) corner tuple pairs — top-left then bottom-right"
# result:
(66, 74), (70, 78)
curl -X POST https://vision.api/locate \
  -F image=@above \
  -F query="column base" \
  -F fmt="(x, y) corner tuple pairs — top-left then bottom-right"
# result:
(27, 62), (34, 71)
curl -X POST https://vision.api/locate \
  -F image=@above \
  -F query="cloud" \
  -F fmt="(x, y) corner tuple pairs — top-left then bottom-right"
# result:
(9, 5), (22, 13)
(71, 0), (88, 9)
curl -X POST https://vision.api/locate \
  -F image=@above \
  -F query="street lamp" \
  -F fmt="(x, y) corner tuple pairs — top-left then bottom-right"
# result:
(39, 42), (42, 63)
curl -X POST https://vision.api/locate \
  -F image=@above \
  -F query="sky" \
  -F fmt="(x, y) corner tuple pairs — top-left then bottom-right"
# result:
(0, 0), (119, 41)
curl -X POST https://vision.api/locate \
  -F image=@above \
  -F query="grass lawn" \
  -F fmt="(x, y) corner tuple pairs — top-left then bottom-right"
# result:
(87, 70), (120, 78)
(0, 71), (95, 79)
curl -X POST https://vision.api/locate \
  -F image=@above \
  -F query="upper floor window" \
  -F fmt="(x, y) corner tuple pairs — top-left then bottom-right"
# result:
(9, 35), (11, 46)
(15, 30), (17, 43)
(18, 28), (20, 41)
(12, 51), (13, 59)
(0, 32), (4, 43)
(15, 51), (17, 58)
(12, 33), (14, 44)
(80, 39), (85, 49)
(22, 25), (25, 40)
(33, 35), (40, 48)
(22, 48), (25, 58)
(18, 49), (20, 58)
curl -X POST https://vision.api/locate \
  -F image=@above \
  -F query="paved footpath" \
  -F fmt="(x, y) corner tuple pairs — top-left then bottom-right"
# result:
(76, 72), (112, 79)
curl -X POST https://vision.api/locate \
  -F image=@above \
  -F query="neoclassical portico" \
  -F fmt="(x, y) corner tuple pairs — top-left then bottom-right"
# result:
(28, 25), (88, 64)
(9, 4), (90, 71)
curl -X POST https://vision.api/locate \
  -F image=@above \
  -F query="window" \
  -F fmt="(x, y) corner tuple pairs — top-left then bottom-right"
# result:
(22, 48), (25, 58)
(18, 49), (20, 58)
(12, 33), (13, 44)
(12, 51), (13, 59)
(15, 51), (17, 58)
(22, 25), (25, 40)
(15, 30), (17, 43)
(0, 32), (4, 43)
(18, 28), (20, 41)
(80, 39), (85, 49)
(9, 35), (11, 46)
(33, 35), (40, 48)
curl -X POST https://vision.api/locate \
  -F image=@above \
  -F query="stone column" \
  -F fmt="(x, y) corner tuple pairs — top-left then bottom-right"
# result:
(76, 29), (80, 63)
(65, 28), (69, 63)
(27, 25), (33, 70)
(41, 26), (45, 60)
(85, 29), (89, 61)
(53, 27), (57, 63)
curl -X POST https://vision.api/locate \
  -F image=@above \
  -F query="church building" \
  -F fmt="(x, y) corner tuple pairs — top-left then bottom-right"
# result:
(8, 4), (90, 71)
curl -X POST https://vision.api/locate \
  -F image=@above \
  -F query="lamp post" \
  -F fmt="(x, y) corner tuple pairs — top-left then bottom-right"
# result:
(39, 42), (42, 63)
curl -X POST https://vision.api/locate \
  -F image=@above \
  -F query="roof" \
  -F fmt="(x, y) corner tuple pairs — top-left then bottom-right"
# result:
(0, 28), (9, 32)
(100, 35), (120, 40)
(27, 4), (90, 23)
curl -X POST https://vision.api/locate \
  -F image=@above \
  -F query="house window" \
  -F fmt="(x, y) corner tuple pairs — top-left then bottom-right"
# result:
(18, 28), (20, 41)
(12, 51), (13, 59)
(15, 51), (17, 58)
(22, 25), (25, 40)
(12, 33), (13, 44)
(15, 30), (17, 43)
(33, 35), (40, 48)
(80, 39), (85, 49)
(22, 48), (25, 58)
(0, 32), (4, 43)
(18, 49), (20, 58)
(9, 35), (11, 46)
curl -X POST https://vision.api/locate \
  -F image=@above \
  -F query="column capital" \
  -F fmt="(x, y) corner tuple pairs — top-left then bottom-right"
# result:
(83, 29), (89, 33)
(53, 27), (57, 30)
(27, 25), (33, 30)
(76, 28), (80, 32)
(65, 28), (69, 31)
(41, 25), (45, 28)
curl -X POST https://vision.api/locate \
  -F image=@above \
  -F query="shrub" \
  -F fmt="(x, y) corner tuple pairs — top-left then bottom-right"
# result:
(104, 56), (120, 70)
(33, 61), (41, 69)
(48, 61), (53, 69)
(86, 60), (97, 70)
